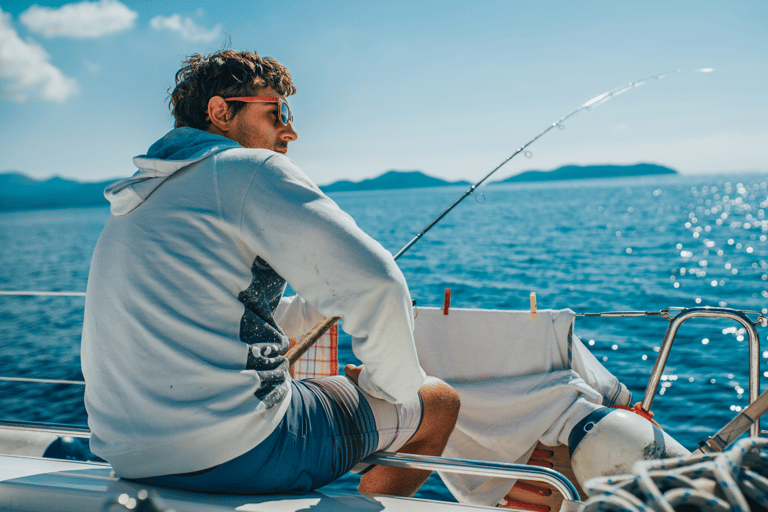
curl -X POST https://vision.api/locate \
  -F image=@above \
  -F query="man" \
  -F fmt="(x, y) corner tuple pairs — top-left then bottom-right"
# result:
(80, 50), (460, 496)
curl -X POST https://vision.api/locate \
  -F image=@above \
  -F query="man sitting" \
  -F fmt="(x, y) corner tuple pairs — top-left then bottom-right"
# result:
(80, 49), (460, 496)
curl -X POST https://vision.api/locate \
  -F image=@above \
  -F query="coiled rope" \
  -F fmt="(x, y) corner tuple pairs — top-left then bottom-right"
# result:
(582, 437), (768, 512)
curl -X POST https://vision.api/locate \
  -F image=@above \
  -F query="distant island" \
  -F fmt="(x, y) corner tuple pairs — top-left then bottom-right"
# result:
(1, 163), (678, 211)
(321, 164), (677, 192)
(496, 163), (677, 183)
(0, 171), (113, 211)
(320, 170), (470, 193)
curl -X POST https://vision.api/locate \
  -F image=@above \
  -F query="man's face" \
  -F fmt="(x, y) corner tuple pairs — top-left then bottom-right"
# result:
(229, 86), (298, 153)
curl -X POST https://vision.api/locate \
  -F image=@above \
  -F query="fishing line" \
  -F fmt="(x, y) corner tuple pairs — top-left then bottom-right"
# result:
(393, 68), (713, 261)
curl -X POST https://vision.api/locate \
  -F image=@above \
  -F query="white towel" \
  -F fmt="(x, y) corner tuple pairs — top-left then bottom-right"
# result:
(412, 307), (632, 506)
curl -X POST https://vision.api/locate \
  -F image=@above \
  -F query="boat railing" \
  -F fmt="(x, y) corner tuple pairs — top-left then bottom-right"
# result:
(643, 307), (763, 436)
(0, 418), (90, 438)
(363, 451), (580, 501)
(578, 306), (764, 436)
(0, 290), (86, 297)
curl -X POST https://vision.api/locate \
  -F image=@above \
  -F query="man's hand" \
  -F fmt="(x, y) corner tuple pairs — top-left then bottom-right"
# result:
(344, 364), (363, 386)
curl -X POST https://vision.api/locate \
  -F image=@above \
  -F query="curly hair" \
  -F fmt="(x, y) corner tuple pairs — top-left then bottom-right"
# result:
(169, 50), (296, 130)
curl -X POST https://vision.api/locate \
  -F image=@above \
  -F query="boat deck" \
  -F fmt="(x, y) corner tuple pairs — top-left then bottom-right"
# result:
(0, 454), (499, 512)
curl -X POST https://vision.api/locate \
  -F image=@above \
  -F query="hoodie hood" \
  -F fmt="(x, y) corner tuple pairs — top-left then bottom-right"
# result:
(105, 127), (241, 216)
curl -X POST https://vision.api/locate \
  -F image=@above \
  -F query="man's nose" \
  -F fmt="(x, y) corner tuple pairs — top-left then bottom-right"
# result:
(282, 123), (297, 142)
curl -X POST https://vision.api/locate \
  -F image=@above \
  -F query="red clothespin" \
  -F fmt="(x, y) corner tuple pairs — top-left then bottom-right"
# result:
(443, 288), (451, 315)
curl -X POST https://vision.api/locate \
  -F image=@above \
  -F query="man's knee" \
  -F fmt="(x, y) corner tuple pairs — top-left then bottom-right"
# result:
(419, 377), (460, 431)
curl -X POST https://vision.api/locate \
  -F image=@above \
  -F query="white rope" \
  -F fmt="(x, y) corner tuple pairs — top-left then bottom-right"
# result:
(0, 290), (85, 297)
(582, 438), (768, 511)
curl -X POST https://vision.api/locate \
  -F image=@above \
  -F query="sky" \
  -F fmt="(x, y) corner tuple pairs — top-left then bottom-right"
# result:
(0, 0), (766, 186)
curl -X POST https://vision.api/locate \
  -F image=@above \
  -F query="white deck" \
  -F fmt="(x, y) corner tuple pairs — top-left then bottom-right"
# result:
(0, 454), (501, 512)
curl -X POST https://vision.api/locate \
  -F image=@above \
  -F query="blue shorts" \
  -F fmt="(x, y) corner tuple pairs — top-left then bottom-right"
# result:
(134, 376), (423, 494)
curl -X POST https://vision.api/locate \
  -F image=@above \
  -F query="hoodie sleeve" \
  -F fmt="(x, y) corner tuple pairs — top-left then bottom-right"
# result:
(225, 150), (426, 404)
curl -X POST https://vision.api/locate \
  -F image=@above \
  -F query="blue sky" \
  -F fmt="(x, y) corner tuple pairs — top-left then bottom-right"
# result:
(1, 0), (766, 186)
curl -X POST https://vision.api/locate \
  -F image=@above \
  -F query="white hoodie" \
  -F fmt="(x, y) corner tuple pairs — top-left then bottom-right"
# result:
(81, 128), (426, 478)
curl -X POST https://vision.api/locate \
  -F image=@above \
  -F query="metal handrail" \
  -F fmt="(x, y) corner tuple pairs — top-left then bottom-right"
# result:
(638, 307), (762, 436)
(0, 376), (85, 385)
(0, 290), (86, 297)
(363, 452), (580, 501)
(0, 419), (90, 438)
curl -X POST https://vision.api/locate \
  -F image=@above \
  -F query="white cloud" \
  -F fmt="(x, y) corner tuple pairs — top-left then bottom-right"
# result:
(150, 14), (221, 43)
(19, 0), (138, 39)
(0, 9), (78, 102)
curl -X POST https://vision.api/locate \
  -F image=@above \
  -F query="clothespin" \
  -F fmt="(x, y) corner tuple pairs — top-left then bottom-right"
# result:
(530, 292), (537, 320)
(443, 288), (451, 315)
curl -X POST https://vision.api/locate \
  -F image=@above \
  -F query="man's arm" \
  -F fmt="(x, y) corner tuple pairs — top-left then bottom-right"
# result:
(233, 151), (426, 403)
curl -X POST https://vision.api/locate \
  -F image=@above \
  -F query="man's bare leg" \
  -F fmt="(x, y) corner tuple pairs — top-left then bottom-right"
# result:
(344, 365), (461, 497)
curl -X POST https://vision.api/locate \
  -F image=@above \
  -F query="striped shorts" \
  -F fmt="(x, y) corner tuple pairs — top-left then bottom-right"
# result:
(134, 376), (423, 494)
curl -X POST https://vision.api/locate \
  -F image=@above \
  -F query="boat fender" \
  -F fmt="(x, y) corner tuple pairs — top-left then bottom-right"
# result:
(567, 407), (689, 487)
(43, 436), (105, 462)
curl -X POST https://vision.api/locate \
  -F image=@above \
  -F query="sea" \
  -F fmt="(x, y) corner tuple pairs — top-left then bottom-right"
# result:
(1, 171), (768, 502)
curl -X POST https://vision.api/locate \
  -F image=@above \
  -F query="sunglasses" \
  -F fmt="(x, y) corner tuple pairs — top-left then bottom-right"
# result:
(223, 96), (293, 126)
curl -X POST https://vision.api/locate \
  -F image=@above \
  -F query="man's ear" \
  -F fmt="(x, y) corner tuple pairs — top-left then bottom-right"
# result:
(206, 96), (233, 133)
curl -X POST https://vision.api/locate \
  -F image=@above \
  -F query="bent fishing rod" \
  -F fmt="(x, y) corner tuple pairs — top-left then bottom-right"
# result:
(286, 69), (686, 364)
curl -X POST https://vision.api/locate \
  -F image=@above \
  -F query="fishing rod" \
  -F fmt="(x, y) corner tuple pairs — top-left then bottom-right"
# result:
(394, 69), (684, 260)
(287, 69), (688, 364)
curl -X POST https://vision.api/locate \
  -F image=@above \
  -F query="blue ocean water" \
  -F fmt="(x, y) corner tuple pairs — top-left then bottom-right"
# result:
(1, 172), (767, 501)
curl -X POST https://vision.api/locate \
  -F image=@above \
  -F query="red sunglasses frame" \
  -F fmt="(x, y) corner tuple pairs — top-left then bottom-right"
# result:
(221, 96), (293, 126)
